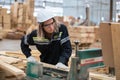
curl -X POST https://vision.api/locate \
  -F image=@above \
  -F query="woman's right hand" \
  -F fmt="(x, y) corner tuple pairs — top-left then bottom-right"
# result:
(27, 56), (36, 62)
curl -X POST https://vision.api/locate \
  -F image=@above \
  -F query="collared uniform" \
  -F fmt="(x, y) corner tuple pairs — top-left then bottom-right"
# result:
(21, 24), (72, 65)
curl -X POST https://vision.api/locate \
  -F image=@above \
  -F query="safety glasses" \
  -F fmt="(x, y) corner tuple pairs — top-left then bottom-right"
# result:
(43, 21), (55, 27)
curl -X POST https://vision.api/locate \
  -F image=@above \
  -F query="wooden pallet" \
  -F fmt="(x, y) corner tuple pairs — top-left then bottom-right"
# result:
(0, 61), (26, 80)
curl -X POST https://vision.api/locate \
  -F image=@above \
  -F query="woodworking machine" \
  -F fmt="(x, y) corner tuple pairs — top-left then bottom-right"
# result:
(26, 41), (104, 80)
(26, 62), (68, 80)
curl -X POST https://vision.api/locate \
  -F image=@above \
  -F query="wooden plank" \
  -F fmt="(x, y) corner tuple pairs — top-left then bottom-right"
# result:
(111, 23), (120, 80)
(12, 61), (26, 70)
(5, 51), (26, 59)
(100, 22), (120, 80)
(0, 61), (25, 77)
(100, 22), (114, 67)
(89, 72), (116, 80)
(0, 55), (22, 64)
(42, 62), (69, 72)
(5, 50), (40, 60)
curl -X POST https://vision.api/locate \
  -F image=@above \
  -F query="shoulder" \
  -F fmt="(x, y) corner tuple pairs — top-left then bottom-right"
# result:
(59, 24), (68, 31)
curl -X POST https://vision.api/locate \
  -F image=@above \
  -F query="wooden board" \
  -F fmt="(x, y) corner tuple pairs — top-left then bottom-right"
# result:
(0, 55), (22, 64)
(111, 23), (120, 80)
(5, 51), (26, 59)
(5, 50), (40, 61)
(0, 61), (25, 77)
(89, 72), (116, 80)
(100, 22), (120, 80)
(100, 22), (114, 67)
(42, 62), (69, 72)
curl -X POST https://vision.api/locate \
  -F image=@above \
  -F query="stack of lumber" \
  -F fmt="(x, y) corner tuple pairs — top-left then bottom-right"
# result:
(0, 6), (25, 39)
(0, 55), (22, 64)
(10, 0), (36, 33)
(68, 26), (97, 49)
(3, 13), (11, 30)
(25, 0), (34, 20)
(5, 29), (25, 39)
(0, 6), (11, 30)
(26, 24), (38, 35)
(0, 60), (25, 80)
(17, 3), (27, 30)
(0, 51), (26, 70)
(0, 7), (9, 39)
(0, 52), (25, 79)
(5, 50), (40, 61)
(0, 50), (41, 80)
(55, 16), (64, 23)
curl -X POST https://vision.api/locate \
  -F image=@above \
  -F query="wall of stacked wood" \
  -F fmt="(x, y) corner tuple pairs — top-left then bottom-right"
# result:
(0, 7), (11, 39)
(0, 7), (11, 29)
(0, 0), (37, 39)
(55, 16), (101, 49)
(0, 50), (40, 80)
(0, 5), (101, 41)
(11, 0), (36, 31)
(68, 26), (100, 49)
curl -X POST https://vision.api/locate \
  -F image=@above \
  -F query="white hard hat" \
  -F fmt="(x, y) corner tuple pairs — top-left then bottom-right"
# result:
(37, 9), (55, 23)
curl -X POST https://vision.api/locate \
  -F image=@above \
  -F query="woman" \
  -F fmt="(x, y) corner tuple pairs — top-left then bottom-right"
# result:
(21, 9), (72, 69)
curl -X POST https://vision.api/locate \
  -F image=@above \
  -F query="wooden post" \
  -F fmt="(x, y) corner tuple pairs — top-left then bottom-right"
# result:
(111, 23), (120, 80)
(100, 22), (120, 80)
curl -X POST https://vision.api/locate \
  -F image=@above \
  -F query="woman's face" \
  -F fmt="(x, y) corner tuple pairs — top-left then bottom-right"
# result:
(43, 18), (55, 34)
